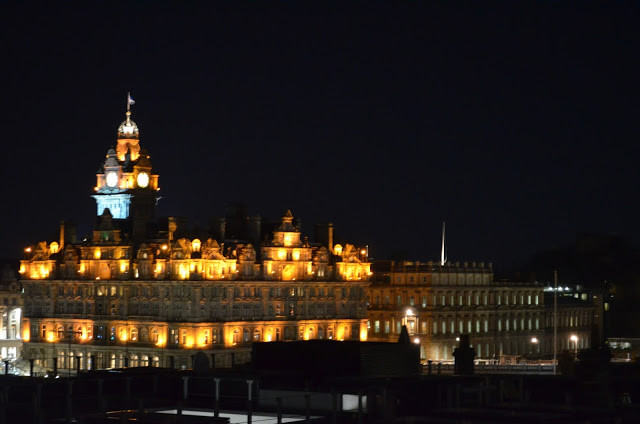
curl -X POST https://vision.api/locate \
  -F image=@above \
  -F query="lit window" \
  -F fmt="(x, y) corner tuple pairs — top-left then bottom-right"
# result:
(192, 239), (201, 252)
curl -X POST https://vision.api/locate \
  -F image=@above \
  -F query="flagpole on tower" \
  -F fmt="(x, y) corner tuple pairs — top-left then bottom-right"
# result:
(440, 221), (447, 266)
(127, 92), (135, 112)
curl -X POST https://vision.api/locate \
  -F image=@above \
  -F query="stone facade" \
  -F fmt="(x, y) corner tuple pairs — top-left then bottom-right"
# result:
(19, 104), (370, 373)
(0, 265), (22, 360)
(367, 260), (595, 362)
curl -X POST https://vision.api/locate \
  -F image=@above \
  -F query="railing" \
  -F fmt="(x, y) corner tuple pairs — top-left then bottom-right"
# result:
(422, 362), (555, 375)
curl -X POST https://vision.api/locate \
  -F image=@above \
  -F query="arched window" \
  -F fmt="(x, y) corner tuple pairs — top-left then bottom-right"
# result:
(130, 328), (138, 341)
(232, 329), (241, 344)
(243, 328), (250, 343)
(253, 329), (261, 341)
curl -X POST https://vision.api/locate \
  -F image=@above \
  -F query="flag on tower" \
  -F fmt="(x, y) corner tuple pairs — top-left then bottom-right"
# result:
(128, 93), (135, 106)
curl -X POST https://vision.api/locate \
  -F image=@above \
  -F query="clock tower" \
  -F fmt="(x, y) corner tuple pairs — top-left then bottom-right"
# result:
(92, 98), (160, 238)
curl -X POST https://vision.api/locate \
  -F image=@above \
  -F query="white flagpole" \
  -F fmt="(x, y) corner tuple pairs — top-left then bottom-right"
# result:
(553, 270), (558, 375)
(440, 221), (446, 266)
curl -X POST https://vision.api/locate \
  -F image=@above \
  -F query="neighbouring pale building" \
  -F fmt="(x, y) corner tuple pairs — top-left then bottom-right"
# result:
(19, 103), (370, 373)
(368, 260), (597, 363)
(0, 265), (22, 360)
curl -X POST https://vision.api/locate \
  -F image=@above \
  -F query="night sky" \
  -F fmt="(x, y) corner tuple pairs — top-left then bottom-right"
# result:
(1, 2), (639, 273)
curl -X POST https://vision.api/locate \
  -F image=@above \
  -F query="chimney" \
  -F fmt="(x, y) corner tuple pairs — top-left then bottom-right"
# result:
(218, 217), (226, 241)
(168, 217), (177, 242)
(59, 221), (65, 251)
(315, 223), (335, 253)
(248, 215), (261, 245)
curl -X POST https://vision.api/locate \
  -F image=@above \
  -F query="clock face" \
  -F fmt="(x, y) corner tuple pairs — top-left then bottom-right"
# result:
(106, 171), (118, 188)
(137, 172), (149, 188)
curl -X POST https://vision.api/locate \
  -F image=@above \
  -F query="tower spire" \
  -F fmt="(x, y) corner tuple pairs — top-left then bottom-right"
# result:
(440, 221), (447, 266)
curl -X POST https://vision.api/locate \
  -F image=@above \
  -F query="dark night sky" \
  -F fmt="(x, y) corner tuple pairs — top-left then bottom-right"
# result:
(1, 2), (639, 273)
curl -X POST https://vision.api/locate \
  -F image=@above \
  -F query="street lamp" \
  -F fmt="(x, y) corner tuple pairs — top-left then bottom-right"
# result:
(530, 337), (539, 357)
(570, 335), (578, 356)
(66, 328), (82, 376)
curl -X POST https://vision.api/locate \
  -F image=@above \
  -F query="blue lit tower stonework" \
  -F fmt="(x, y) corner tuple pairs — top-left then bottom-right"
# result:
(92, 108), (160, 238)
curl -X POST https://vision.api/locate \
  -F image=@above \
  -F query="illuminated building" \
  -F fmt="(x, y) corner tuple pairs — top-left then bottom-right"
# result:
(368, 261), (596, 362)
(20, 103), (370, 372)
(0, 265), (22, 360)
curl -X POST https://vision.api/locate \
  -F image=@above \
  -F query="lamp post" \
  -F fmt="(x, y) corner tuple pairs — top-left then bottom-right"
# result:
(67, 328), (82, 376)
(530, 337), (539, 358)
(47, 330), (57, 376)
(121, 329), (129, 368)
(570, 335), (578, 357)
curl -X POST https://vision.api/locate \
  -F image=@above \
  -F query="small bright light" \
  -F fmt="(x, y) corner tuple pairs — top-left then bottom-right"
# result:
(161, 245), (168, 250)
(405, 308), (413, 316)
(25, 247), (31, 253)
(455, 337), (460, 342)
(360, 249), (366, 255)
(531, 337), (538, 344)
(570, 335), (578, 342)
(413, 338), (420, 344)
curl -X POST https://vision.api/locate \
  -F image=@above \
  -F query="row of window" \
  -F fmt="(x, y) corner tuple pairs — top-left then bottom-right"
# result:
(372, 317), (542, 335)
(27, 284), (363, 301)
(372, 291), (541, 308)
(33, 322), (358, 345)
(393, 273), (491, 285)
